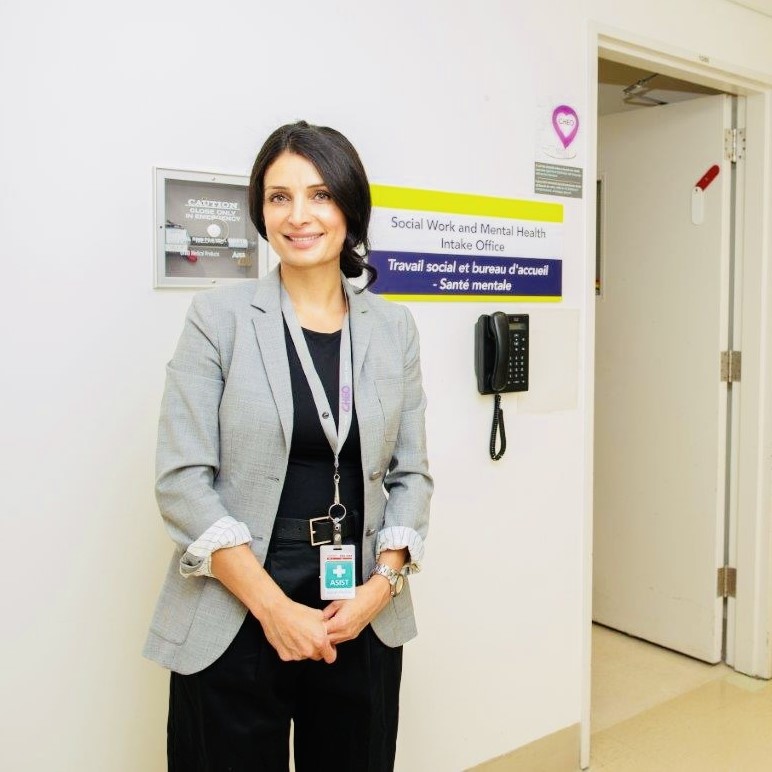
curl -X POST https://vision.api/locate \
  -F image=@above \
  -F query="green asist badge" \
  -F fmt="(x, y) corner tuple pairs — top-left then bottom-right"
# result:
(320, 545), (356, 600)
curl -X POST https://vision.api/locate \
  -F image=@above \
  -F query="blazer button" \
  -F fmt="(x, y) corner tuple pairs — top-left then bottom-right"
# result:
(369, 470), (382, 480)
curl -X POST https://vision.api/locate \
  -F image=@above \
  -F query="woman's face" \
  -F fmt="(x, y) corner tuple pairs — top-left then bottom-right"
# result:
(262, 151), (347, 274)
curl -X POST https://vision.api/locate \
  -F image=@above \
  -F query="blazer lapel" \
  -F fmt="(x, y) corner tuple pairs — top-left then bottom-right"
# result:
(344, 279), (373, 390)
(251, 268), (293, 450)
(250, 271), (372, 451)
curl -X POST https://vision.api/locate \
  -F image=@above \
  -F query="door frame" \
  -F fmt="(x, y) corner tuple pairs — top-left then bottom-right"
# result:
(581, 24), (772, 769)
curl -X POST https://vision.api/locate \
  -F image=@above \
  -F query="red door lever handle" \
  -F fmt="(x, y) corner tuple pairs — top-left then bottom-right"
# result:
(695, 165), (720, 191)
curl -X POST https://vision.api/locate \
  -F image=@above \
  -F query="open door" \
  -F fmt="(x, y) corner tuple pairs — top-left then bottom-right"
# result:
(594, 95), (735, 663)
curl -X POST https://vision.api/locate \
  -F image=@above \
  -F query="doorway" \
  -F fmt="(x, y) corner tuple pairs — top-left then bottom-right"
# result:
(594, 62), (733, 664)
(592, 53), (737, 745)
(581, 32), (772, 770)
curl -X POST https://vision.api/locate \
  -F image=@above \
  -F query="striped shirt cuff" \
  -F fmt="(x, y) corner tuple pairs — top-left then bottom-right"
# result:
(375, 526), (425, 574)
(179, 516), (252, 578)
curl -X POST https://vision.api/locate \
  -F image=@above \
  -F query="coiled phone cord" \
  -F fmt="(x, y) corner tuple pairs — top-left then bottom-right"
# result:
(489, 393), (506, 461)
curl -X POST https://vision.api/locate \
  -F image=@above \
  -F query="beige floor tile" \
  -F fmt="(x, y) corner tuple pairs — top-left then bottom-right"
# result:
(592, 627), (772, 771)
(589, 734), (634, 768)
(591, 624), (730, 732)
(590, 751), (667, 771)
(723, 670), (771, 693)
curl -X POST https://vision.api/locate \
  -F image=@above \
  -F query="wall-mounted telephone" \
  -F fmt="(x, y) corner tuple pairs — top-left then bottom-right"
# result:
(474, 312), (529, 460)
(475, 312), (529, 394)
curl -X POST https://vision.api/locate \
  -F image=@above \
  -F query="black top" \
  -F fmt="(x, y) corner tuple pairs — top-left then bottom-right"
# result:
(276, 323), (364, 520)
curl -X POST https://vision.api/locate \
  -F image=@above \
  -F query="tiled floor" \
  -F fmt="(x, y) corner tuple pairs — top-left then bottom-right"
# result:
(591, 624), (772, 770)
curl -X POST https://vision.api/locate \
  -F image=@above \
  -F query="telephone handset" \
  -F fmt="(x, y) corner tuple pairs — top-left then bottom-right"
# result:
(475, 312), (529, 395)
(474, 312), (529, 460)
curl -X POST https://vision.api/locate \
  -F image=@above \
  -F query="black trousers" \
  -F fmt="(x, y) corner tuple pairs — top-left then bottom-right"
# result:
(168, 527), (403, 772)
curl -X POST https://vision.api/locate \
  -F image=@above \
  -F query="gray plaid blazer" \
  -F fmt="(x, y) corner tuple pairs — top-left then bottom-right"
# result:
(143, 267), (432, 674)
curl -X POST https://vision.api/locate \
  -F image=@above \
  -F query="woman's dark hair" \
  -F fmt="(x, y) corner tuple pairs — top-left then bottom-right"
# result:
(249, 121), (376, 287)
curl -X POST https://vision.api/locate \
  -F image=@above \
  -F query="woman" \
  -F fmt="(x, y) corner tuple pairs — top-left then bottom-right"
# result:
(144, 121), (433, 772)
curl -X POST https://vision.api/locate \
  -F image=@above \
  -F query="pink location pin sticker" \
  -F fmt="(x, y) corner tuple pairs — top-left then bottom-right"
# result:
(552, 105), (579, 149)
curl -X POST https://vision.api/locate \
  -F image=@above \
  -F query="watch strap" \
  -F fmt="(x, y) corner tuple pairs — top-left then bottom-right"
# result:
(369, 563), (404, 596)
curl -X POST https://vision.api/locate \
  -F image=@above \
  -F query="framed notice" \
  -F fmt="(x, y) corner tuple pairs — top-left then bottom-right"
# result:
(154, 168), (264, 288)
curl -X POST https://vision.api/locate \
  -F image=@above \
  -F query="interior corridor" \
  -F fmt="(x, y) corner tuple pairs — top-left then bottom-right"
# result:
(590, 624), (772, 770)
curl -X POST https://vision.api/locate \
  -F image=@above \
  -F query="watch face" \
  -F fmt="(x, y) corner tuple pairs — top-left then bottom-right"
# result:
(393, 574), (405, 597)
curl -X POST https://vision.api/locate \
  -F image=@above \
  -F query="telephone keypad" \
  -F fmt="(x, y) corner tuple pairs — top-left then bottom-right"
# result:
(507, 329), (529, 391)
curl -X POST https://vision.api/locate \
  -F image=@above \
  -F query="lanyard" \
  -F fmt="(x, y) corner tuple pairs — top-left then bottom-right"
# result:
(280, 282), (353, 526)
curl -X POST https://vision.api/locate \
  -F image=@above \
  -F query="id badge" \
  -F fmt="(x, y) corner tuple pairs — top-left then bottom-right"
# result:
(320, 544), (356, 600)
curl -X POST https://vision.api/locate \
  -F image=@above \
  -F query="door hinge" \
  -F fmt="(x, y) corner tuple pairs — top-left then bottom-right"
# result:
(717, 566), (737, 598)
(725, 128), (746, 163)
(721, 350), (742, 383)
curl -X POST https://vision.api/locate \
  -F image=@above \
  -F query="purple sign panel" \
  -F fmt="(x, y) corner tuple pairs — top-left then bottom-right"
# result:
(369, 250), (562, 298)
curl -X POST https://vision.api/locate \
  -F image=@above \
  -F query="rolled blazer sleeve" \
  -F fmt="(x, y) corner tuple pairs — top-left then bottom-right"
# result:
(155, 293), (233, 551)
(379, 305), (433, 564)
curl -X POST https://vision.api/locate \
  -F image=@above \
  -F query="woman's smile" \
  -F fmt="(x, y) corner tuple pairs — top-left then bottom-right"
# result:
(284, 232), (323, 247)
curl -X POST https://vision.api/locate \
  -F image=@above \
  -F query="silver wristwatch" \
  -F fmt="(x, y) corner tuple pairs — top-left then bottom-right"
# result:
(369, 563), (405, 597)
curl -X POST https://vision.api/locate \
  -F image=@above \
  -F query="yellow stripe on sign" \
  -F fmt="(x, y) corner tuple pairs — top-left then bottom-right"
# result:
(370, 184), (563, 223)
(382, 294), (562, 303)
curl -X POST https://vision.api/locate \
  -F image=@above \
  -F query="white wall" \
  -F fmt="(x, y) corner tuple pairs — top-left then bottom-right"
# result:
(3, 1), (772, 770)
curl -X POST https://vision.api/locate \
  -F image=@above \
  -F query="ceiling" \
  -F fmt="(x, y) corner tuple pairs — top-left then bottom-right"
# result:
(598, 59), (721, 116)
